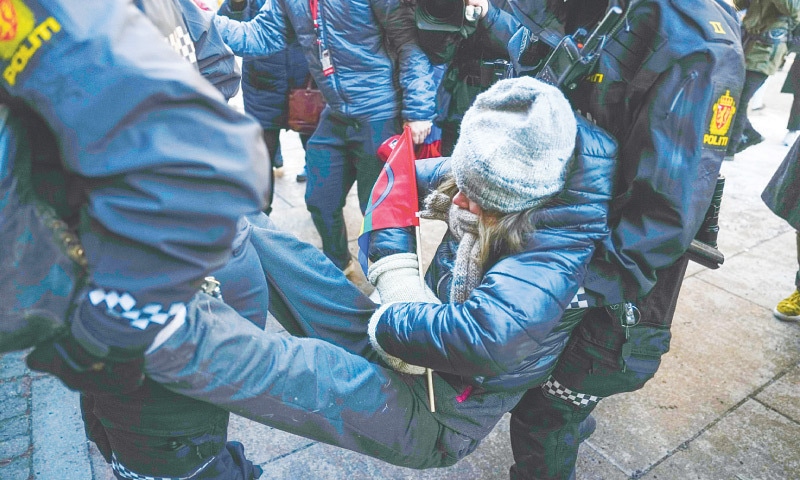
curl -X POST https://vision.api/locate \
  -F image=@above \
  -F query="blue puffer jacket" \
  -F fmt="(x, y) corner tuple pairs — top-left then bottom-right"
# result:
(370, 116), (617, 392)
(218, 0), (309, 129)
(212, 0), (436, 121)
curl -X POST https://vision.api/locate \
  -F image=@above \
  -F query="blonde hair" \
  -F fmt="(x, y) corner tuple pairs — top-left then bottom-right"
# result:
(436, 176), (538, 267)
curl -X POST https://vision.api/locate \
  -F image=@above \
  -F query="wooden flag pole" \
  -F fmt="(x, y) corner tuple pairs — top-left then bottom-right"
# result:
(415, 220), (435, 413)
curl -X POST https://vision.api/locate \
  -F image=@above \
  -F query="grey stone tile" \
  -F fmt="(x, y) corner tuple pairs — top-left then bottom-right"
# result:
(0, 380), (28, 423)
(0, 435), (30, 460)
(756, 362), (800, 424)
(0, 416), (28, 443)
(641, 400), (800, 480)
(588, 276), (800, 474)
(0, 455), (31, 480)
(696, 230), (799, 312)
(0, 351), (29, 380)
(31, 376), (92, 479)
(227, 414), (316, 466)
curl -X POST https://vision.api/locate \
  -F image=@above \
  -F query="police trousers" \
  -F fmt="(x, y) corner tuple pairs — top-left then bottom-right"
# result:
(508, 257), (689, 480)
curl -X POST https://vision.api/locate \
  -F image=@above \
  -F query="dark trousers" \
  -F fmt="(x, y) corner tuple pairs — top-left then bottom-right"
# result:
(304, 108), (399, 269)
(81, 220), (269, 480)
(727, 70), (769, 155)
(508, 257), (689, 479)
(261, 129), (310, 215)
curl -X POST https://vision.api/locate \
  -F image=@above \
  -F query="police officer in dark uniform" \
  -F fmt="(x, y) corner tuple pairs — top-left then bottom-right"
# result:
(1, 0), (268, 478)
(465, 0), (745, 477)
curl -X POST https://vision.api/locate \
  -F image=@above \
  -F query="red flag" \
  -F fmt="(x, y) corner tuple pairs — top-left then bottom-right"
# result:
(358, 126), (419, 274)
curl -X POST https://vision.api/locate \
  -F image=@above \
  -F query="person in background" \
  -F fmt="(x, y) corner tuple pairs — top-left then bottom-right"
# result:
(218, 0), (313, 195)
(763, 136), (800, 321)
(781, 55), (800, 146)
(212, 0), (437, 275)
(727, 0), (800, 158)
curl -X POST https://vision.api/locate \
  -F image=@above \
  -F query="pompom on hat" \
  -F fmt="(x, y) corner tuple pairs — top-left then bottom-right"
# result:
(450, 76), (577, 213)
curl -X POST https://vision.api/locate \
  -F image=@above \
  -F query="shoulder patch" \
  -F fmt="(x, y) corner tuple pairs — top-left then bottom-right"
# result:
(0, 0), (61, 87)
(669, 0), (736, 42)
(703, 89), (736, 150)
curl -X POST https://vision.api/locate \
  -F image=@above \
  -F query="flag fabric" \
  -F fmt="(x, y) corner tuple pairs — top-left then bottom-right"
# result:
(358, 126), (420, 275)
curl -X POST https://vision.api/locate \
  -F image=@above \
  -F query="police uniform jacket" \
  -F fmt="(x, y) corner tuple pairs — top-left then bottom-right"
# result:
(503, 0), (746, 306)
(0, 0), (269, 356)
(212, 0), (436, 122)
(369, 116), (618, 392)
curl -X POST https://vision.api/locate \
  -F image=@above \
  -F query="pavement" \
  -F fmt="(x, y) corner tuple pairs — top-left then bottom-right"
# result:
(3, 60), (800, 480)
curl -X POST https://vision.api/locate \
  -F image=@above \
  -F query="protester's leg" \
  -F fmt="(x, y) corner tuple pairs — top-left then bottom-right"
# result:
(145, 293), (517, 469)
(509, 258), (688, 479)
(211, 217), (270, 329)
(352, 117), (401, 213)
(305, 110), (356, 269)
(245, 212), (377, 357)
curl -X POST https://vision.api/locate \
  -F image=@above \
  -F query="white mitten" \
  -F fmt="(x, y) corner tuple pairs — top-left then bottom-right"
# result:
(367, 253), (440, 304)
(367, 303), (426, 375)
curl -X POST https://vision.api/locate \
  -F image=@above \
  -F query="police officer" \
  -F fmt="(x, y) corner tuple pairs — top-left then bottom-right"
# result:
(1, 0), (269, 477)
(415, 0), (520, 155)
(465, 0), (745, 477)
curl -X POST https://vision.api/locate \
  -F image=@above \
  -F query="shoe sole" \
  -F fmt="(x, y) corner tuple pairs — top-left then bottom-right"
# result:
(772, 308), (800, 322)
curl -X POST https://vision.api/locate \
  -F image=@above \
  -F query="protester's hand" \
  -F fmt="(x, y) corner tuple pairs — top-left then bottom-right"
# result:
(368, 304), (427, 375)
(404, 120), (433, 145)
(26, 330), (145, 395)
(368, 253), (440, 304)
(465, 0), (489, 19)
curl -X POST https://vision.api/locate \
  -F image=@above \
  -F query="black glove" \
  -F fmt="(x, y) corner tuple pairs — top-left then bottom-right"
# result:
(26, 330), (145, 395)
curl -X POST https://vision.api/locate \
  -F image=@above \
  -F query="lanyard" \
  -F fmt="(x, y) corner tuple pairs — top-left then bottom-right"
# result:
(309, 0), (334, 76)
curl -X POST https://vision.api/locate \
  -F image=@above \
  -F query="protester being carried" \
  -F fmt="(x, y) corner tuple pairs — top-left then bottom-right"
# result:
(144, 76), (618, 469)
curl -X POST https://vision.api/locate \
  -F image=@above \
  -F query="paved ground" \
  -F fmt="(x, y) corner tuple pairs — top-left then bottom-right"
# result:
(3, 59), (800, 479)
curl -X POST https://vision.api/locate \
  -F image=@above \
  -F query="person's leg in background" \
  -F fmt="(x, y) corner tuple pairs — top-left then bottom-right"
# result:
(774, 231), (800, 321)
(351, 117), (401, 214)
(296, 132), (311, 182)
(727, 70), (769, 158)
(304, 110), (357, 271)
(261, 129), (281, 215)
(508, 257), (688, 480)
(783, 58), (800, 146)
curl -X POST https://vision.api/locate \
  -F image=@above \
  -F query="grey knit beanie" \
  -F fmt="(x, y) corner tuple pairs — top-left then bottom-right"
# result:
(451, 76), (577, 213)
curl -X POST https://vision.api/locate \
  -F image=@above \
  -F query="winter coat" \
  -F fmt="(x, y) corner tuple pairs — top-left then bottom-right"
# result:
(218, 0), (310, 129)
(0, 0), (268, 354)
(738, 0), (800, 75)
(499, 0), (746, 305)
(763, 134), (800, 229)
(212, 0), (436, 122)
(369, 115), (618, 392)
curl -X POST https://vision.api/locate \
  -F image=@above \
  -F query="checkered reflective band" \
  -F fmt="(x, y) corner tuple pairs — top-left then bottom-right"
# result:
(566, 287), (589, 310)
(542, 377), (602, 408)
(88, 288), (186, 331)
(167, 25), (197, 66)
(111, 453), (215, 480)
